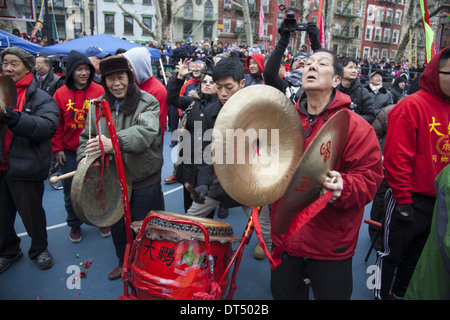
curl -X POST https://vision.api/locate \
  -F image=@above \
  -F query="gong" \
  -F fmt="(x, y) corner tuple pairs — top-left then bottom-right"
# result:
(274, 110), (350, 234)
(212, 85), (304, 207)
(0, 75), (17, 138)
(71, 153), (132, 227)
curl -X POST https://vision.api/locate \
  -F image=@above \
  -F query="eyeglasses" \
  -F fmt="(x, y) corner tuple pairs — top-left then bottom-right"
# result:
(294, 56), (308, 62)
(439, 70), (450, 74)
(202, 80), (215, 85)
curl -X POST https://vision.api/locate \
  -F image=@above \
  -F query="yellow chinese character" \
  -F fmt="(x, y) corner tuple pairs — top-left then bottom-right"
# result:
(71, 123), (77, 129)
(441, 156), (449, 163)
(66, 99), (75, 112)
(429, 117), (444, 136)
(432, 155), (437, 162)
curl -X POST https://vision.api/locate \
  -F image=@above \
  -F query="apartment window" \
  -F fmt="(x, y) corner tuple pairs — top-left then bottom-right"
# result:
(184, 0), (193, 19)
(205, 0), (213, 20)
(183, 22), (193, 38)
(367, 5), (375, 21)
(235, 19), (243, 33)
(204, 23), (212, 41)
(376, 7), (384, 22)
(336, 0), (343, 14)
(142, 16), (152, 35)
(223, 18), (231, 33)
(374, 27), (382, 42)
(381, 49), (388, 60)
(386, 9), (393, 23)
(356, 4), (362, 17)
(372, 48), (379, 59)
(346, 2), (353, 15)
(395, 10), (402, 25)
(142, 0), (151, 4)
(344, 24), (350, 37)
(354, 25), (360, 38)
(383, 28), (391, 42)
(335, 23), (341, 36)
(104, 13), (115, 34)
(392, 30), (400, 44)
(363, 47), (370, 59)
(124, 15), (133, 34)
(352, 47), (358, 59)
(365, 26), (373, 41)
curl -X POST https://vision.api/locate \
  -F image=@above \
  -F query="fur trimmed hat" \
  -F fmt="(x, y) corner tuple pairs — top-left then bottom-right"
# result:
(99, 55), (135, 97)
(0, 46), (35, 71)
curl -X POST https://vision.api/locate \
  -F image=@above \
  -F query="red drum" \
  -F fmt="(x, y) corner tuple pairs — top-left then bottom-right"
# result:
(123, 211), (239, 300)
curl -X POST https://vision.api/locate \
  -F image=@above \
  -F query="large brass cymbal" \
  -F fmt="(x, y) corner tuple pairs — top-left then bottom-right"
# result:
(71, 153), (132, 227)
(0, 75), (17, 138)
(212, 85), (304, 207)
(274, 109), (350, 234)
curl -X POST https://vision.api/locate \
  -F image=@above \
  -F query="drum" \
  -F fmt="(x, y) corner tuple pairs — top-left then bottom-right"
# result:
(126, 211), (239, 300)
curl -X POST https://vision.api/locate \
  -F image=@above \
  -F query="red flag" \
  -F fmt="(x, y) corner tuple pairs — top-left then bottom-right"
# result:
(317, 0), (325, 48)
(259, 3), (264, 39)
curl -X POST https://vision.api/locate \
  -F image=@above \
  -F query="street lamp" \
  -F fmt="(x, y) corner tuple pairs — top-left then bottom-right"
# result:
(439, 12), (449, 51)
(88, 0), (96, 36)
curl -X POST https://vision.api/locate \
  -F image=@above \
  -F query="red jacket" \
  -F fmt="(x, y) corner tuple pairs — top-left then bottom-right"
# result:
(138, 76), (168, 141)
(271, 90), (384, 260)
(52, 83), (104, 153)
(384, 47), (450, 205)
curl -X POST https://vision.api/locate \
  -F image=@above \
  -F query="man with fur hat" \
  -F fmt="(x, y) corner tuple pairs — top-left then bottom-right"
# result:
(52, 50), (105, 243)
(77, 55), (164, 280)
(0, 46), (59, 273)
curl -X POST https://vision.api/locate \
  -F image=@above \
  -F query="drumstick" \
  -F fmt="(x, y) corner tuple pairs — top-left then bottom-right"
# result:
(49, 170), (76, 183)
(184, 182), (200, 198)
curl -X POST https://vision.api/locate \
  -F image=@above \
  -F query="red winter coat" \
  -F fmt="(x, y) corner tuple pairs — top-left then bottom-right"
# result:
(271, 90), (384, 260)
(384, 47), (450, 205)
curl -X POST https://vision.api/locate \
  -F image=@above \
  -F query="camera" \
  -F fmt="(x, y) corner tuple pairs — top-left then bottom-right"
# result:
(279, 5), (309, 33)
(188, 61), (206, 72)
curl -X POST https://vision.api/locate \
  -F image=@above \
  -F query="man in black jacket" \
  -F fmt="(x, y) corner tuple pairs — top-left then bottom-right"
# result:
(33, 56), (62, 97)
(366, 70), (393, 115)
(263, 21), (322, 104)
(0, 47), (59, 273)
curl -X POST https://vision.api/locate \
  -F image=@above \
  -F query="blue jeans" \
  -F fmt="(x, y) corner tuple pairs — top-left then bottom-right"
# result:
(111, 180), (165, 265)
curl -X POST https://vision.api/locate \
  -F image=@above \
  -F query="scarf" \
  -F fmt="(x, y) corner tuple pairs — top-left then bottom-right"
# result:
(284, 69), (303, 87)
(15, 72), (33, 111)
(369, 83), (383, 94)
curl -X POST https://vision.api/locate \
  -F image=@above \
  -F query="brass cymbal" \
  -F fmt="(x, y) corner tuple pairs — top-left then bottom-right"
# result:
(71, 154), (132, 227)
(0, 75), (17, 138)
(274, 109), (350, 234)
(212, 85), (304, 207)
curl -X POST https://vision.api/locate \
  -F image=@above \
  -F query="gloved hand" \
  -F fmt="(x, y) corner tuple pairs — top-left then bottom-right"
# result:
(191, 184), (209, 204)
(3, 106), (20, 128)
(395, 204), (414, 222)
(306, 22), (321, 51)
(277, 21), (292, 39)
(208, 179), (226, 199)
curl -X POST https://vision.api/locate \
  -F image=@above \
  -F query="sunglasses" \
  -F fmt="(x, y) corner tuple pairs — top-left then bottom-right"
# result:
(439, 70), (450, 74)
(202, 80), (215, 85)
(294, 56), (308, 62)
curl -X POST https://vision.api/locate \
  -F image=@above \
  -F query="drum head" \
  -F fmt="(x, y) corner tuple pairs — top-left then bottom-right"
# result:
(132, 210), (239, 244)
(0, 75), (17, 138)
(71, 154), (132, 227)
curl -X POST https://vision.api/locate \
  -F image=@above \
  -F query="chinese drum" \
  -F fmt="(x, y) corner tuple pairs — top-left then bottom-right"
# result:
(126, 211), (239, 300)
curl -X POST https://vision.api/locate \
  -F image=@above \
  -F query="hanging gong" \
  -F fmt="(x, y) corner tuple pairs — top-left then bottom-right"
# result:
(71, 153), (132, 227)
(212, 85), (304, 207)
(274, 109), (351, 234)
(0, 75), (17, 138)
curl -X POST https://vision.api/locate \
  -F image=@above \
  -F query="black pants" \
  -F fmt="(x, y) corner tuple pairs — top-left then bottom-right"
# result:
(271, 252), (353, 300)
(111, 181), (165, 266)
(375, 190), (435, 300)
(0, 171), (48, 260)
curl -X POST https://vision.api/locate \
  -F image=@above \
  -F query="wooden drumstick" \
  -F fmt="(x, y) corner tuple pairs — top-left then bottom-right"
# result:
(184, 182), (200, 198)
(49, 170), (76, 183)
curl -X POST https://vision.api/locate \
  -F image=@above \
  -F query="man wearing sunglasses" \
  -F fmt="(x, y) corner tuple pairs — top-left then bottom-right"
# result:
(375, 47), (450, 300)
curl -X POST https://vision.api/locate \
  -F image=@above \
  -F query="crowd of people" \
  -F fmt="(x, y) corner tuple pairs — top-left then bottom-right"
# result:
(0, 21), (449, 300)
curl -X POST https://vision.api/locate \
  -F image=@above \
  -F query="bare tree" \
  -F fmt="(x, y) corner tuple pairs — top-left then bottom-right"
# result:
(229, 0), (254, 46)
(114, 0), (187, 43)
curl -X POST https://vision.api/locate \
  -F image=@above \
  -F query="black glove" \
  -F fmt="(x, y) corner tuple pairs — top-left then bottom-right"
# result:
(191, 184), (209, 204)
(208, 179), (226, 199)
(306, 22), (322, 51)
(395, 204), (414, 222)
(3, 106), (20, 128)
(277, 21), (292, 39)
